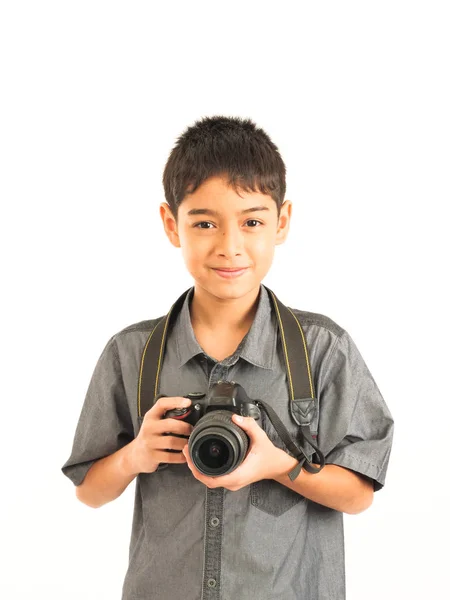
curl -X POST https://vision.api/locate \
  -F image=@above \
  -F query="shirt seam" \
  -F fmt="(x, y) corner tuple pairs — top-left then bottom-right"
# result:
(111, 336), (132, 427)
(318, 330), (345, 388)
(326, 449), (382, 472)
(116, 325), (159, 336)
(112, 338), (124, 387)
(289, 308), (345, 337)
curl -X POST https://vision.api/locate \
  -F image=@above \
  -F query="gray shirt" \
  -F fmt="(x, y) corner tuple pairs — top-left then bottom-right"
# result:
(61, 284), (394, 600)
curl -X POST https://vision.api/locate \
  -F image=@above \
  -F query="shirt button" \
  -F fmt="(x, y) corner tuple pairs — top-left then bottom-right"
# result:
(207, 578), (217, 588)
(210, 517), (220, 527)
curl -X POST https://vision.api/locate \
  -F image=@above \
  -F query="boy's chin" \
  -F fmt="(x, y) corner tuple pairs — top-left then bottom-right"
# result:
(196, 276), (262, 298)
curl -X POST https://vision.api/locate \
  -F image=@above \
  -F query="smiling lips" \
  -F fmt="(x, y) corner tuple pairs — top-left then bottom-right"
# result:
(213, 267), (248, 271)
(212, 267), (249, 278)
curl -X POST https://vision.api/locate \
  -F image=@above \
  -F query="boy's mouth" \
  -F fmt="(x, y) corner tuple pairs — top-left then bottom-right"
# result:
(212, 267), (248, 271)
(212, 267), (249, 278)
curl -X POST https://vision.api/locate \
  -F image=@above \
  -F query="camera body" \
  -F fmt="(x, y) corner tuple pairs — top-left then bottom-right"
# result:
(164, 380), (261, 424)
(163, 381), (261, 476)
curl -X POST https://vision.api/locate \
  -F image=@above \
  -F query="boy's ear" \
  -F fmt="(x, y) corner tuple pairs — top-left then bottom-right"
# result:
(160, 203), (181, 248)
(275, 200), (292, 245)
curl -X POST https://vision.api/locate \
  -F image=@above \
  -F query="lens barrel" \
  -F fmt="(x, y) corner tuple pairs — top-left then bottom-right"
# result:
(188, 410), (249, 476)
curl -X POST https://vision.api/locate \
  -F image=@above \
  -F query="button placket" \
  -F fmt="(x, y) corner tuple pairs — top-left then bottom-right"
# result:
(201, 488), (224, 599)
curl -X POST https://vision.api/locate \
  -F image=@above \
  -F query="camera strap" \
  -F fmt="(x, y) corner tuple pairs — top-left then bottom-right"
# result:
(137, 285), (325, 481)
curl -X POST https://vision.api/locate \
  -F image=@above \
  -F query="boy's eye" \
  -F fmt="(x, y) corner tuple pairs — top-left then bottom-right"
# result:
(193, 220), (263, 229)
(194, 222), (214, 229)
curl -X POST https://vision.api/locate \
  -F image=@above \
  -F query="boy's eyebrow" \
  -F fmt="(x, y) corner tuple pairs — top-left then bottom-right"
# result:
(187, 206), (270, 217)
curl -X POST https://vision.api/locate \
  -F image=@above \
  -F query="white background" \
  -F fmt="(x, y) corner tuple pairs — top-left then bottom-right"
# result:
(1, 1), (449, 598)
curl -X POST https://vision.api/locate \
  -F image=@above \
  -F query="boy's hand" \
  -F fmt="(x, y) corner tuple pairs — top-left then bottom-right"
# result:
(182, 414), (287, 490)
(130, 397), (194, 474)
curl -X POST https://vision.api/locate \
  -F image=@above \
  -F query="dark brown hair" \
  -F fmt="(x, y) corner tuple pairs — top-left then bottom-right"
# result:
(162, 115), (286, 222)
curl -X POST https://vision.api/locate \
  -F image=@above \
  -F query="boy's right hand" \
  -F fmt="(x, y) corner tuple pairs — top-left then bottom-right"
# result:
(129, 397), (194, 474)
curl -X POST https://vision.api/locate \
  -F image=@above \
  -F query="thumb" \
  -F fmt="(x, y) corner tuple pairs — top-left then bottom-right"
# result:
(232, 414), (257, 430)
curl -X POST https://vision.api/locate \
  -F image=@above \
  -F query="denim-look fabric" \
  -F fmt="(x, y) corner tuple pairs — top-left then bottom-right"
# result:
(61, 284), (394, 600)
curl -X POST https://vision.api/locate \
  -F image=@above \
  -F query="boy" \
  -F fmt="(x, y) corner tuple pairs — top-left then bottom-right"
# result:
(61, 116), (394, 600)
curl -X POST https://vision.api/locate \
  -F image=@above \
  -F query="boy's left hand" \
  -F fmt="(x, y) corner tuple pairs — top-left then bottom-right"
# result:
(182, 414), (289, 490)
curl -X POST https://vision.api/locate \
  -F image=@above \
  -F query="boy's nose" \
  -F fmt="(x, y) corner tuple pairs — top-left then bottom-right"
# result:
(215, 227), (244, 256)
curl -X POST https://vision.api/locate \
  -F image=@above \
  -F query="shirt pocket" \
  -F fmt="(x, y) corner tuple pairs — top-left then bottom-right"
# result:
(250, 478), (304, 516)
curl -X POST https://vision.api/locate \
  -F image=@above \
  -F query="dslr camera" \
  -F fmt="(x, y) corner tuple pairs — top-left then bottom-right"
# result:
(163, 380), (261, 476)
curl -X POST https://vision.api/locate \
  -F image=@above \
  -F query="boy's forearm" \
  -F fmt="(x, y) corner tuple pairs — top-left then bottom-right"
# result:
(272, 451), (374, 515)
(75, 441), (140, 509)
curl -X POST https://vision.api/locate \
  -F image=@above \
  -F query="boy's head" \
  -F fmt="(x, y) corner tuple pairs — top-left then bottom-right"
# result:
(160, 116), (292, 300)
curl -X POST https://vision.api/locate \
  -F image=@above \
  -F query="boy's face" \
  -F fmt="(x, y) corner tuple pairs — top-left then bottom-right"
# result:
(160, 174), (292, 301)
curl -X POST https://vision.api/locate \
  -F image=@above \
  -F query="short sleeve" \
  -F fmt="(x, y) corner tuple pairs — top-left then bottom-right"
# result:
(317, 330), (394, 491)
(61, 335), (135, 486)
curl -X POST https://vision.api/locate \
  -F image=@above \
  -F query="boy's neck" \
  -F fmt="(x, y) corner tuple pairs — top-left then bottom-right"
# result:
(189, 283), (261, 333)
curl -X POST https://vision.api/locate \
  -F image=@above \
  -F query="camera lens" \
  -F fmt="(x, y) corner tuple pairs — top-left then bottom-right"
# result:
(188, 410), (249, 476)
(198, 438), (230, 469)
(210, 444), (220, 456)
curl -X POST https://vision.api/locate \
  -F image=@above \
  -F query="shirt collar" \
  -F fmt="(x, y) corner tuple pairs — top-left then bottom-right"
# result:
(174, 283), (277, 370)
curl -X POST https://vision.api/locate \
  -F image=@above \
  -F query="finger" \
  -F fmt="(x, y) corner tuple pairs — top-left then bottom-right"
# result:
(232, 414), (263, 440)
(232, 414), (255, 430)
(153, 450), (188, 464)
(154, 418), (194, 437)
(147, 397), (191, 420)
(154, 436), (190, 452)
